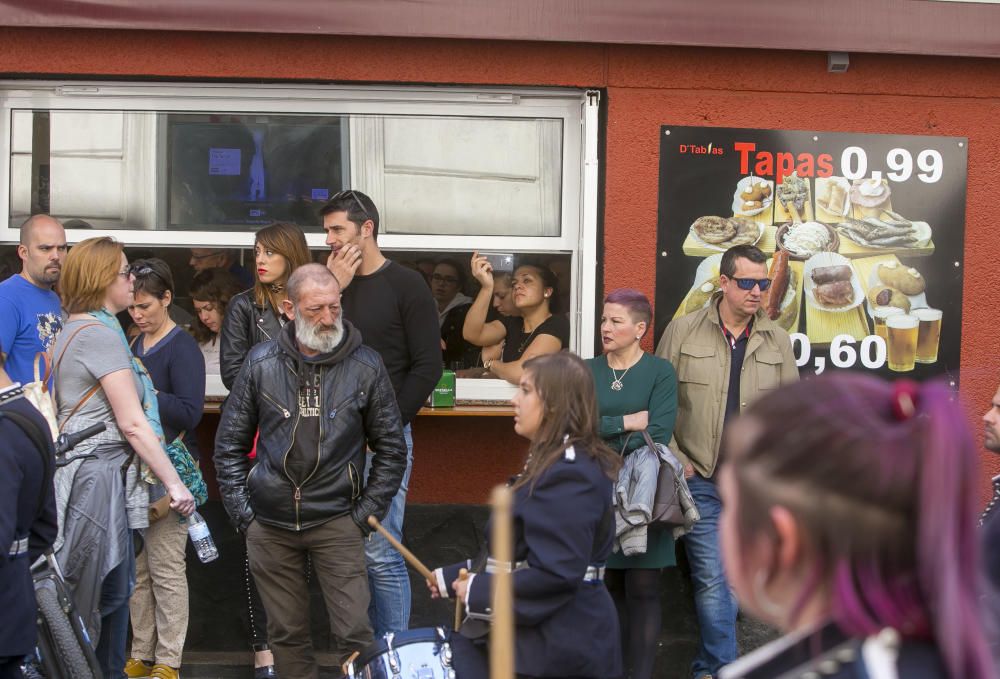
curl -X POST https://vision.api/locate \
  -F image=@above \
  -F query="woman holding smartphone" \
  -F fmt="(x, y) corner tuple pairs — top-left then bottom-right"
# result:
(463, 252), (568, 384)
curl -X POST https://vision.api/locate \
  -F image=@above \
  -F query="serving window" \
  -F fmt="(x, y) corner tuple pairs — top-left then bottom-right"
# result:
(0, 82), (600, 403)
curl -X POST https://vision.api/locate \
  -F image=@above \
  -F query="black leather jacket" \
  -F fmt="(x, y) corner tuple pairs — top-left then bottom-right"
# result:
(214, 320), (407, 534)
(219, 289), (286, 391)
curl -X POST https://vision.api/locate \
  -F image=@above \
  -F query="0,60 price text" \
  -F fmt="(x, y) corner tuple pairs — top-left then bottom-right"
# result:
(790, 333), (887, 375)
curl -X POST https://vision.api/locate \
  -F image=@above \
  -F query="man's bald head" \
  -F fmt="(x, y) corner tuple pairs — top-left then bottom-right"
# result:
(287, 263), (340, 304)
(282, 264), (344, 356)
(17, 215), (67, 288)
(19, 214), (64, 246)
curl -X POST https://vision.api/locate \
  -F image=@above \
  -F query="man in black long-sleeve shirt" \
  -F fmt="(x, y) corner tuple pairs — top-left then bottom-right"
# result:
(322, 190), (442, 635)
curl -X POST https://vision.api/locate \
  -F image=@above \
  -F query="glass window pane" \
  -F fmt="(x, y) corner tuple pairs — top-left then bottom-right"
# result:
(167, 113), (346, 231)
(372, 116), (563, 237)
(9, 109), (563, 238)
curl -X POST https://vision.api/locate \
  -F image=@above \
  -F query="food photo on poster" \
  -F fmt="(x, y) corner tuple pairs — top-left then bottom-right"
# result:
(654, 126), (967, 381)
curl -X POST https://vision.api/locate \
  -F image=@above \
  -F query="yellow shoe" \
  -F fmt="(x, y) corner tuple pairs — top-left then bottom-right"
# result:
(150, 664), (180, 679)
(124, 658), (153, 678)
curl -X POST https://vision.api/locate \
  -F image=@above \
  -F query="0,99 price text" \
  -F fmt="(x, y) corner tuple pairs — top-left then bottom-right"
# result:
(790, 333), (887, 375)
(735, 143), (945, 185)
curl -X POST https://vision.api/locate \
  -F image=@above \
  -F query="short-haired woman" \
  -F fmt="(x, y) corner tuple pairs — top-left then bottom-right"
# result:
(718, 375), (994, 678)
(429, 352), (623, 679)
(587, 288), (677, 679)
(218, 221), (310, 678)
(124, 258), (205, 679)
(189, 268), (243, 376)
(53, 237), (194, 679)
(463, 254), (569, 384)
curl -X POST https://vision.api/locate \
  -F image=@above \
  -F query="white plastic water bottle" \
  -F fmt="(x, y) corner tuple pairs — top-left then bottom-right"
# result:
(187, 511), (219, 563)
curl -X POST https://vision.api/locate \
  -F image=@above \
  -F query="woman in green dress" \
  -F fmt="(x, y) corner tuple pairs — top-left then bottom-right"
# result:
(587, 288), (677, 679)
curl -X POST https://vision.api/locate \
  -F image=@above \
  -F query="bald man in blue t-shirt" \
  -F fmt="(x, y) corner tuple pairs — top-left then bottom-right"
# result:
(0, 215), (66, 388)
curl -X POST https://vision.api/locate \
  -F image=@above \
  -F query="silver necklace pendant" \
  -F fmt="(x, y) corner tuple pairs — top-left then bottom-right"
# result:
(610, 364), (629, 391)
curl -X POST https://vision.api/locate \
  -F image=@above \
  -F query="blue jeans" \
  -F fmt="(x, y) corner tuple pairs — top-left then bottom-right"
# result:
(364, 424), (413, 636)
(95, 532), (135, 679)
(681, 474), (738, 678)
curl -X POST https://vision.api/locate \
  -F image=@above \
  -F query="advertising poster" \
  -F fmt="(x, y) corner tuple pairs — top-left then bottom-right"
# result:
(654, 126), (967, 380)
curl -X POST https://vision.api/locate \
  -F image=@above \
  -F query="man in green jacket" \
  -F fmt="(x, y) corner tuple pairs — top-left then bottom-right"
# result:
(656, 244), (798, 679)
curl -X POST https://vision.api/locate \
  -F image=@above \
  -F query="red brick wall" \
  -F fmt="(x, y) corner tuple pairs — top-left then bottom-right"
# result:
(4, 29), (999, 502)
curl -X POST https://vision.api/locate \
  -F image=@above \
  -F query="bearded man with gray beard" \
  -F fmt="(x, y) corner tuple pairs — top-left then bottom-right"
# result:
(214, 263), (407, 679)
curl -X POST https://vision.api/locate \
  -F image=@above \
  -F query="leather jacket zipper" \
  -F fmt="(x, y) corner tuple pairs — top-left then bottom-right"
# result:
(292, 367), (327, 530)
(257, 315), (273, 341)
(293, 486), (302, 529)
(281, 409), (302, 529)
(261, 391), (291, 419)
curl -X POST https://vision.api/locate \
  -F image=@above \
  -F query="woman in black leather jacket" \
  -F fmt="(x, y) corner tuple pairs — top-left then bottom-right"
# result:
(220, 222), (311, 390)
(217, 220), (310, 679)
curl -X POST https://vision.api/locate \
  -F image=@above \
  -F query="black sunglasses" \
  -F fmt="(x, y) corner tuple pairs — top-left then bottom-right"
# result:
(332, 189), (372, 223)
(731, 277), (771, 291)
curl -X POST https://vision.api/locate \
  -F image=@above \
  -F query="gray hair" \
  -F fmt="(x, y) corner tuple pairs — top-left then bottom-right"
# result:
(286, 263), (339, 304)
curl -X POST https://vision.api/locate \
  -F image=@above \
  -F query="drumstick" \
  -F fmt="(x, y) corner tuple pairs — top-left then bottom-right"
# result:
(455, 568), (469, 629)
(340, 651), (359, 676)
(489, 485), (514, 679)
(366, 515), (434, 581)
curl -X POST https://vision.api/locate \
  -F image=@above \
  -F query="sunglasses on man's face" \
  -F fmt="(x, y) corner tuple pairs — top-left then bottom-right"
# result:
(730, 277), (771, 292)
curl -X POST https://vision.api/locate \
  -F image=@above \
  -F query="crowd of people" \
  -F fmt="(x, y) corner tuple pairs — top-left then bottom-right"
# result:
(0, 197), (998, 679)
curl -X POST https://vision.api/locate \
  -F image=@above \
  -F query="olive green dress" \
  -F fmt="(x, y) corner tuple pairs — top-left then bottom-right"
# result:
(588, 352), (678, 569)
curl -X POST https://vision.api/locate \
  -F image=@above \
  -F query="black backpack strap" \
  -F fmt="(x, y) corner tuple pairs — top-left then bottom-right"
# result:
(0, 409), (55, 519)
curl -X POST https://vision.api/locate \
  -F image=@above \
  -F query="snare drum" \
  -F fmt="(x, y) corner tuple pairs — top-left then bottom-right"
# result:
(348, 627), (456, 679)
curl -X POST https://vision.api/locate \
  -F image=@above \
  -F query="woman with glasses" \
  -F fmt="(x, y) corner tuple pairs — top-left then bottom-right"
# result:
(433, 258), (479, 370)
(219, 221), (310, 679)
(190, 268), (243, 376)
(52, 237), (195, 678)
(123, 258), (205, 679)
(463, 254), (569, 384)
(717, 375), (994, 679)
(588, 289), (677, 679)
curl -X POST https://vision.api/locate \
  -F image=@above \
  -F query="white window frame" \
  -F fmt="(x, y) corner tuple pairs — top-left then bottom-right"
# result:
(0, 81), (600, 399)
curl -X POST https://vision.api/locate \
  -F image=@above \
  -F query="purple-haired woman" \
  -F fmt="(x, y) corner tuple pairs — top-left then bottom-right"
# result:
(717, 375), (994, 679)
(587, 289), (677, 679)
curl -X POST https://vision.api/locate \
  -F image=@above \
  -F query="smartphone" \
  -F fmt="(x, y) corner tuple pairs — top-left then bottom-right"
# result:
(480, 252), (515, 273)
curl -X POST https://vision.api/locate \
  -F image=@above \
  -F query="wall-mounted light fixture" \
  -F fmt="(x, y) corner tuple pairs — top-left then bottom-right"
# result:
(828, 52), (850, 73)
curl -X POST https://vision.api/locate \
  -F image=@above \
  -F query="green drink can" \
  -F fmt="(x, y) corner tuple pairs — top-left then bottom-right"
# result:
(429, 370), (456, 407)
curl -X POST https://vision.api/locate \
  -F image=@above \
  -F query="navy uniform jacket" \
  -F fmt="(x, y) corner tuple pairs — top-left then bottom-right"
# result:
(436, 445), (622, 679)
(719, 622), (946, 679)
(0, 386), (58, 658)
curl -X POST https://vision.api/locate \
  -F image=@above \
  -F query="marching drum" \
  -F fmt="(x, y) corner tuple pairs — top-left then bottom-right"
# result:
(348, 627), (457, 679)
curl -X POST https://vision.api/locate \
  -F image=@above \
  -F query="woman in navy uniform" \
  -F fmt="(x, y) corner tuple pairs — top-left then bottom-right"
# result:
(0, 361), (57, 679)
(717, 375), (994, 679)
(428, 351), (623, 679)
